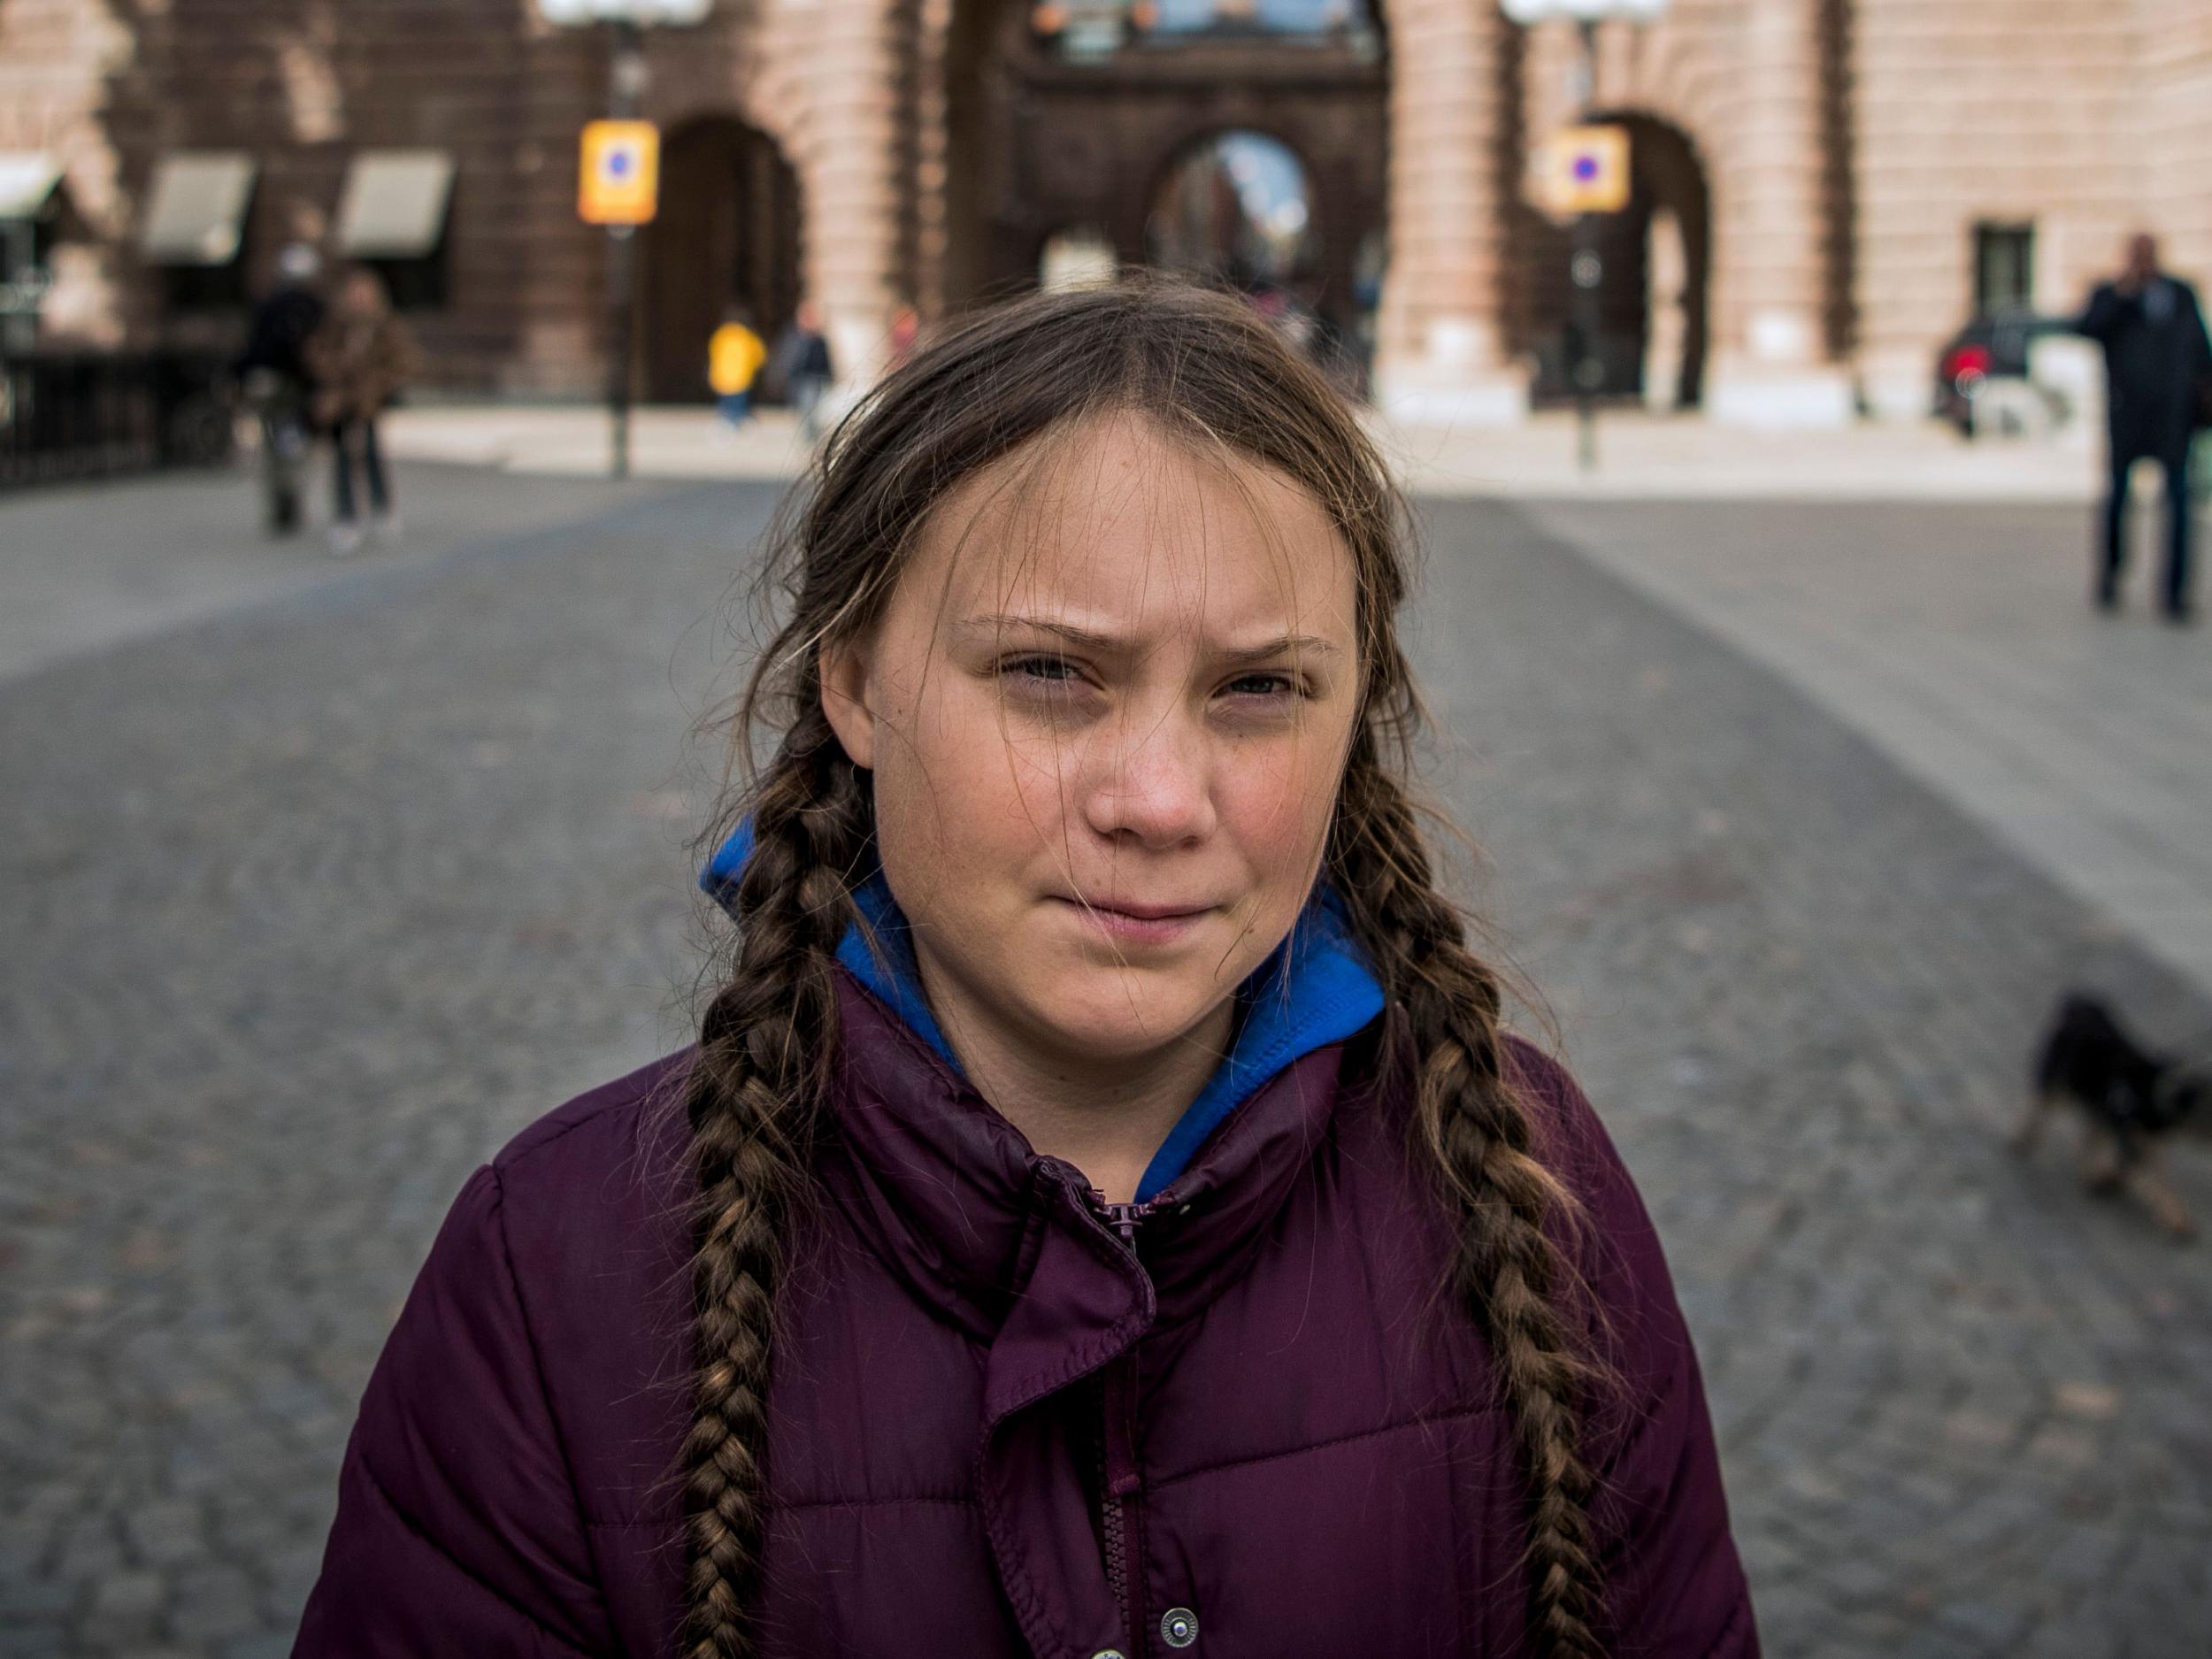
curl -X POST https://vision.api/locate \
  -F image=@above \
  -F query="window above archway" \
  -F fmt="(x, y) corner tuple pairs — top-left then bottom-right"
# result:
(1032, 0), (1379, 62)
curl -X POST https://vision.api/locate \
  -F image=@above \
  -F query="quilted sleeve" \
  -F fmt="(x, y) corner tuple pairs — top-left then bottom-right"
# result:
(293, 1164), (613, 1656)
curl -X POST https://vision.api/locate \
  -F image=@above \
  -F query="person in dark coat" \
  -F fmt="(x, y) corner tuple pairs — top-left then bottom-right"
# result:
(2077, 233), (2212, 621)
(234, 242), (326, 535)
(766, 300), (836, 441)
(295, 283), (1756, 1659)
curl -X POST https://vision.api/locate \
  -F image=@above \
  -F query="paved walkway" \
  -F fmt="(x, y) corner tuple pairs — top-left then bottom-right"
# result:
(1519, 498), (2212, 999)
(380, 414), (2211, 1002)
(1386, 411), (2111, 503)
(0, 462), (668, 686)
(1418, 496), (2212, 1659)
(385, 403), (817, 481)
(382, 400), (2120, 502)
(3, 472), (2209, 1656)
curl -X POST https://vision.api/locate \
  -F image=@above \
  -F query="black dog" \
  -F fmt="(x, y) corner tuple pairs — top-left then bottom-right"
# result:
(2016, 993), (2210, 1238)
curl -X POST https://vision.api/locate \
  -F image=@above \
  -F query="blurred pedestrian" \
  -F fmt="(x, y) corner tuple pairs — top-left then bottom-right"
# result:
(768, 301), (835, 440)
(234, 242), (325, 536)
(296, 284), (1755, 1659)
(708, 306), (766, 429)
(2077, 233), (2212, 622)
(306, 267), (413, 557)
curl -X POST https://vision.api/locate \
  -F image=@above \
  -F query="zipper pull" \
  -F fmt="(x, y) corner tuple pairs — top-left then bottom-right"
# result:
(1088, 1190), (1149, 1249)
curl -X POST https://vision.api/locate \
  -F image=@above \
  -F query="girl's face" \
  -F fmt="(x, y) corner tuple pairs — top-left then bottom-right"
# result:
(821, 414), (1363, 1074)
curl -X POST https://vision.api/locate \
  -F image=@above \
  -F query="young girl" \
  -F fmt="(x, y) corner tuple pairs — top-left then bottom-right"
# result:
(296, 283), (1755, 1658)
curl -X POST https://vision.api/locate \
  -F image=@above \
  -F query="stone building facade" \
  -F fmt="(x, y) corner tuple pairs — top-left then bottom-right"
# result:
(3, 0), (2207, 423)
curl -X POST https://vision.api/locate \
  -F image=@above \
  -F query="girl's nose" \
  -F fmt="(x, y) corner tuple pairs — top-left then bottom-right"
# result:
(1078, 710), (1217, 849)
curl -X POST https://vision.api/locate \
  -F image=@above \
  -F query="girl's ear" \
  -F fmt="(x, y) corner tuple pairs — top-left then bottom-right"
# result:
(818, 639), (877, 770)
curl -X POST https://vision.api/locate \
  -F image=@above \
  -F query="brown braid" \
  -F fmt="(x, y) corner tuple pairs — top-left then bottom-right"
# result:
(1330, 728), (1604, 1658)
(680, 703), (871, 1659)
(682, 277), (1607, 1657)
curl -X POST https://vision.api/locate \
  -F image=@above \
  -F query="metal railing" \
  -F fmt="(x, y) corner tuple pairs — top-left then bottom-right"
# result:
(0, 349), (236, 489)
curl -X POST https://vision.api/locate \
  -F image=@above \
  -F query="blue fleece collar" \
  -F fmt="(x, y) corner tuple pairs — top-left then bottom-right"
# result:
(701, 823), (1385, 1202)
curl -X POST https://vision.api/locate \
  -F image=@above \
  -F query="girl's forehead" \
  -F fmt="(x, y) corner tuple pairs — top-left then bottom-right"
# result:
(914, 417), (1355, 632)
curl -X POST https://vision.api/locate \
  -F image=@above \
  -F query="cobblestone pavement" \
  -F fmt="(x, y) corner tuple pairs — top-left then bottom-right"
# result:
(4, 477), (2209, 1657)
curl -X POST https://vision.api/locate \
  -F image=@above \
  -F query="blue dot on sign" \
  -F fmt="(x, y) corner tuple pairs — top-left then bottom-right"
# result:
(1573, 155), (1599, 182)
(609, 151), (631, 177)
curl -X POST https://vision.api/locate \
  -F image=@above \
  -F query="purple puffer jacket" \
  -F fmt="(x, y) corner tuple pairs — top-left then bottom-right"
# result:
(295, 976), (1756, 1657)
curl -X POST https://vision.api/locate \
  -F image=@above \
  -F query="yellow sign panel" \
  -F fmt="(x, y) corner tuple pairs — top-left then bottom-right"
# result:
(1542, 124), (1631, 215)
(579, 120), (660, 226)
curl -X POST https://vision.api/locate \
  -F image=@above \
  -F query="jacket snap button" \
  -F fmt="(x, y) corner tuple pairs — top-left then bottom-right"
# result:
(1161, 1607), (1199, 1647)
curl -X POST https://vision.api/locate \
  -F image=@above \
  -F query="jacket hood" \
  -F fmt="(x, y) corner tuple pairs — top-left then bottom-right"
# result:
(700, 819), (1385, 1202)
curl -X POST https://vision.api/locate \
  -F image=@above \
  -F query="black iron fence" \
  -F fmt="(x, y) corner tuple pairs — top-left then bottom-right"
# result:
(0, 349), (236, 489)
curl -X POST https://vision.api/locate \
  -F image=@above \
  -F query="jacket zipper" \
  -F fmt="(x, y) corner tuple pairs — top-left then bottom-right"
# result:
(1096, 1384), (1133, 1641)
(1087, 1190), (1161, 1647)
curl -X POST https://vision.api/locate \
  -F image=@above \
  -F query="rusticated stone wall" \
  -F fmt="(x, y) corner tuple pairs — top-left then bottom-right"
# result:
(0, 0), (135, 346)
(8, 0), (2211, 418)
(2136, 0), (2212, 288)
(1849, 0), (2140, 419)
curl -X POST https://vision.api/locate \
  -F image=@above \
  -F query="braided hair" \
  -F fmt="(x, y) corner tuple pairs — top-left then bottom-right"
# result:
(682, 278), (1603, 1657)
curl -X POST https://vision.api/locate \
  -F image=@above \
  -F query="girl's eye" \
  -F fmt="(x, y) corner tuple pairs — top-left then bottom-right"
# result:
(1224, 672), (1299, 700)
(1003, 655), (1086, 688)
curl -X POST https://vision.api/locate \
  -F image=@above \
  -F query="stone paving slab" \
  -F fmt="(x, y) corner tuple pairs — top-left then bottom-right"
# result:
(3, 479), (2208, 1656)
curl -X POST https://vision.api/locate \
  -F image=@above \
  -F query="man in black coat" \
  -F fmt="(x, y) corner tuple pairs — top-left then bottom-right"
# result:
(235, 242), (327, 535)
(2077, 233), (2212, 621)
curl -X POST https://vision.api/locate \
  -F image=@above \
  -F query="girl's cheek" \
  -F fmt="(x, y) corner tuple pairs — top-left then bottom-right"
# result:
(1222, 735), (1336, 854)
(987, 721), (1078, 810)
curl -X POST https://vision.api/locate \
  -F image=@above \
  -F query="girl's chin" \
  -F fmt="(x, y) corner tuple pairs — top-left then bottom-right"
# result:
(1016, 983), (1233, 1064)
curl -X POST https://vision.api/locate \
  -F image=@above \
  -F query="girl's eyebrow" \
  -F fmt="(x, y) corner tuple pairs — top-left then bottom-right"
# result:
(959, 613), (1342, 663)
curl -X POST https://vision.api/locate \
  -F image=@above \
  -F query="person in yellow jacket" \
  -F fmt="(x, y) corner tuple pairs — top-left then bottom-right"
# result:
(708, 307), (767, 426)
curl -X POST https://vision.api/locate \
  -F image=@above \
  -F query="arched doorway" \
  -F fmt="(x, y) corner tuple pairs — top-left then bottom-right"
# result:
(640, 118), (802, 403)
(1144, 129), (1362, 378)
(932, 0), (1386, 356)
(1523, 113), (1709, 409)
(1148, 129), (1317, 290)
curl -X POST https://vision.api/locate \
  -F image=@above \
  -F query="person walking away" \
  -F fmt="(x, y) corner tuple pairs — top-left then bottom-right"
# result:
(305, 268), (413, 557)
(2077, 233), (2212, 622)
(768, 301), (836, 440)
(709, 307), (766, 429)
(234, 243), (326, 535)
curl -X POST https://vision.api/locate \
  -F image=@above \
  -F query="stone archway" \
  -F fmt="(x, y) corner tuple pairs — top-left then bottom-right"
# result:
(930, 0), (1386, 347)
(1147, 128), (1319, 291)
(899, 0), (1533, 419)
(1520, 111), (1709, 407)
(638, 116), (803, 403)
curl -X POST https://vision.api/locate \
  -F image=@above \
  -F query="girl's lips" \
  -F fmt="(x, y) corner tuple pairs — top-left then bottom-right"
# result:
(1048, 895), (1214, 946)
